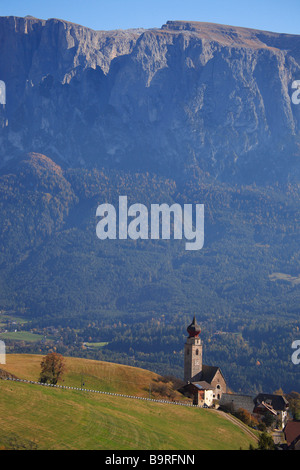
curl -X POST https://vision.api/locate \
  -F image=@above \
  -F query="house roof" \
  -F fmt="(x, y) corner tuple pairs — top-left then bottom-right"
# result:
(192, 381), (214, 390)
(284, 421), (300, 446)
(254, 394), (289, 411)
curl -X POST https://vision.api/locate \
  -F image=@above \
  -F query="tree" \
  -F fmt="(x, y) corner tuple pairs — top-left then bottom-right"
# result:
(262, 411), (276, 429)
(235, 408), (259, 428)
(257, 432), (276, 450)
(39, 352), (66, 385)
(285, 391), (300, 419)
(235, 408), (253, 427)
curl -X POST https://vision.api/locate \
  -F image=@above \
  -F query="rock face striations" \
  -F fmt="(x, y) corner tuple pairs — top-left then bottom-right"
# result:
(0, 16), (299, 183)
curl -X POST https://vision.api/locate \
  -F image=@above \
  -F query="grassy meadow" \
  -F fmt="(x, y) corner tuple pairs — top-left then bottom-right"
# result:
(0, 354), (258, 450)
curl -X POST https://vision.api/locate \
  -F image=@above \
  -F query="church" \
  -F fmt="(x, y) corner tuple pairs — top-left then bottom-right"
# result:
(179, 316), (227, 407)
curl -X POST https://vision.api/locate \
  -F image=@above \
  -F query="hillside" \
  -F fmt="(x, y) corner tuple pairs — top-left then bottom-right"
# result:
(0, 153), (299, 394)
(0, 354), (184, 398)
(0, 354), (257, 450)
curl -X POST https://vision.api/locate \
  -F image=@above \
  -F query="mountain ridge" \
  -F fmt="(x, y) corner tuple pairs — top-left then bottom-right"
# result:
(0, 15), (299, 183)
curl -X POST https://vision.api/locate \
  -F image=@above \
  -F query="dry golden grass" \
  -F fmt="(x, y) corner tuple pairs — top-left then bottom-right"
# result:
(0, 354), (183, 399)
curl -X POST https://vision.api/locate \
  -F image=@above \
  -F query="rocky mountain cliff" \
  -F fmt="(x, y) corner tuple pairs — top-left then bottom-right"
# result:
(0, 16), (299, 183)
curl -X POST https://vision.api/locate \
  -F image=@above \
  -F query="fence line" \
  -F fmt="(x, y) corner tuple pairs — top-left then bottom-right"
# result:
(4, 376), (198, 408)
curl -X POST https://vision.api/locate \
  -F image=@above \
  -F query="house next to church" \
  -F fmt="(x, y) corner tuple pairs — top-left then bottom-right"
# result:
(179, 316), (227, 407)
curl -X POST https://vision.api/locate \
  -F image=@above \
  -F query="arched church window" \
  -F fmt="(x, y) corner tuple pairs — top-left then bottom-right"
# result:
(196, 349), (199, 355)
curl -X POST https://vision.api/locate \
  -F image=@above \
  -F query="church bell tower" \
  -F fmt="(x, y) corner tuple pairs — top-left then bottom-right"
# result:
(184, 316), (203, 383)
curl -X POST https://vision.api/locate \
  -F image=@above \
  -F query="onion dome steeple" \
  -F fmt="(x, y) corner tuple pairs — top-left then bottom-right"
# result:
(187, 315), (201, 338)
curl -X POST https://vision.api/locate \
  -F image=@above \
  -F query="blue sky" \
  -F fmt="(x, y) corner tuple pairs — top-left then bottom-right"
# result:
(0, 0), (299, 34)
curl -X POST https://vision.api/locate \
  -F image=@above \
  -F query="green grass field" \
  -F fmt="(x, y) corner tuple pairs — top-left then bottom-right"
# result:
(0, 354), (258, 450)
(83, 341), (109, 349)
(0, 331), (43, 342)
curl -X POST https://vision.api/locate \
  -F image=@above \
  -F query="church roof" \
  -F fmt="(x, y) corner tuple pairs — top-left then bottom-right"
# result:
(201, 365), (225, 384)
(187, 315), (201, 337)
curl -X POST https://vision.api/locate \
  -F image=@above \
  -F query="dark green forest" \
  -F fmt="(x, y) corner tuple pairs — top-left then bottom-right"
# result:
(0, 153), (299, 394)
